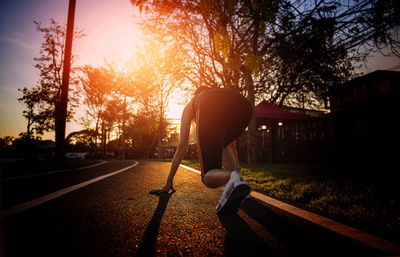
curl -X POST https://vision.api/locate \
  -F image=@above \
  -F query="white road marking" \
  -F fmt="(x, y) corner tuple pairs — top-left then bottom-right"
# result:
(180, 164), (400, 256)
(180, 164), (201, 174)
(2, 161), (138, 218)
(76, 160), (107, 170)
(2, 160), (107, 181)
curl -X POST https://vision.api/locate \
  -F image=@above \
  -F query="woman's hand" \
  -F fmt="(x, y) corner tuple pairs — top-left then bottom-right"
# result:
(160, 182), (175, 193)
(149, 182), (175, 196)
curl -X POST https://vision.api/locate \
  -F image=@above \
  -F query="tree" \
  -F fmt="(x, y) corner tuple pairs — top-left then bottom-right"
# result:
(125, 111), (157, 157)
(80, 62), (141, 159)
(0, 136), (15, 156)
(16, 84), (49, 159)
(79, 65), (113, 144)
(79, 64), (134, 158)
(65, 129), (96, 152)
(257, 0), (400, 109)
(99, 101), (116, 158)
(131, 38), (184, 157)
(27, 19), (84, 140)
(133, 0), (280, 163)
(17, 86), (52, 138)
(259, 6), (355, 109)
(131, 0), (400, 163)
(104, 89), (134, 159)
(78, 51), (180, 159)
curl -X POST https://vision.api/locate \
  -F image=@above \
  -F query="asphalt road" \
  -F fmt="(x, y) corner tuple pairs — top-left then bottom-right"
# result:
(1, 161), (387, 256)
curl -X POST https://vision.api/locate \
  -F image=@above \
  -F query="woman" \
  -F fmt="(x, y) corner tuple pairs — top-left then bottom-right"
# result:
(155, 86), (252, 213)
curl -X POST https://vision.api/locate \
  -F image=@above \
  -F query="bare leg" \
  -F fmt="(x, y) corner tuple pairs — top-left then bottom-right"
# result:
(204, 145), (240, 188)
(203, 169), (231, 188)
(222, 146), (236, 171)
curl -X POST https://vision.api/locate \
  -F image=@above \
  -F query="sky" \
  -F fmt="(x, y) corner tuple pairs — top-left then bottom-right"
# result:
(0, 0), (399, 140)
(0, 0), (185, 139)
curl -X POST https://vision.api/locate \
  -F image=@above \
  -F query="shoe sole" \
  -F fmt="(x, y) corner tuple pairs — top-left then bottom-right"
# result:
(216, 181), (250, 214)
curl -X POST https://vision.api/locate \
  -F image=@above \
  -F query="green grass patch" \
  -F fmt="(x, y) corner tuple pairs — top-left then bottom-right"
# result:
(180, 160), (400, 242)
(181, 159), (202, 171)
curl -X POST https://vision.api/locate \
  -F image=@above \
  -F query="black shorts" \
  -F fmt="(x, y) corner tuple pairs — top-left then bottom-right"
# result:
(194, 89), (252, 179)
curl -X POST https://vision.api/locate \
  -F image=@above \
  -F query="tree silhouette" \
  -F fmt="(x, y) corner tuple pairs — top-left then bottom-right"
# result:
(79, 64), (136, 158)
(132, 0), (400, 163)
(18, 19), (84, 142)
(79, 65), (113, 146)
(131, 38), (184, 157)
(17, 86), (52, 138)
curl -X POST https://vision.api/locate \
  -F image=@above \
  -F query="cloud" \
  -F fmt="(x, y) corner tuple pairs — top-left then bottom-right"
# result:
(0, 36), (36, 50)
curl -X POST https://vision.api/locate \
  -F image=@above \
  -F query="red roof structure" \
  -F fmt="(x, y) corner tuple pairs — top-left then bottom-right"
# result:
(255, 100), (311, 127)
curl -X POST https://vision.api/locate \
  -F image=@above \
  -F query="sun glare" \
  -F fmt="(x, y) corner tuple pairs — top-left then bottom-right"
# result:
(167, 102), (184, 119)
(78, 13), (142, 70)
(76, 9), (187, 133)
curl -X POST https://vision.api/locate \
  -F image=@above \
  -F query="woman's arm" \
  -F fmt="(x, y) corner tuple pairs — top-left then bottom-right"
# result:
(160, 103), (193, 193)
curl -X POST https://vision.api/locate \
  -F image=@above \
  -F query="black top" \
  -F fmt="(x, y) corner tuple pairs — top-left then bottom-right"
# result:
(191, 87), (239, 118)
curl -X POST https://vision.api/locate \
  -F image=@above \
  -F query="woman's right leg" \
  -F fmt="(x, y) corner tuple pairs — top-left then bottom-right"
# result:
(200, 144), (240, 189)
(203, 169), (231, 188)
(222, 145), (237, 171)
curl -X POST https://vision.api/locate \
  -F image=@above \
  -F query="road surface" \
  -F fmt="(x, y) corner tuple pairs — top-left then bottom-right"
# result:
(1, 160), (389, 256)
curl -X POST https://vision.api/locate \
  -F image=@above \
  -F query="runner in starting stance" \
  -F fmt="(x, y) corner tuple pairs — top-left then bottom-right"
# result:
(154, 86), (252, 213)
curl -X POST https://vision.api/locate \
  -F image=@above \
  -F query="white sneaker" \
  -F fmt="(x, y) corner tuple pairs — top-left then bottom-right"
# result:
(216, 171), (250, 214)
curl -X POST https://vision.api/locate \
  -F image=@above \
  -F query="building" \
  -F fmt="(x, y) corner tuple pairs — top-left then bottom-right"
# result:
(326, 70), (400, 169)
(328, 70), (400, 113)
(243, 70), (400, 166)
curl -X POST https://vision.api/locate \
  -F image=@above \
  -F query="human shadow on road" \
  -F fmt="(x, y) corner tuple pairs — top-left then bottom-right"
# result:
(136, 190), (175, 257)
(218, 212), (276, 257)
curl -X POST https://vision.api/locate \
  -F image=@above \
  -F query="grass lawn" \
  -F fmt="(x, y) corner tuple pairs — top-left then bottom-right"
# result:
(180, 159), (400, 243)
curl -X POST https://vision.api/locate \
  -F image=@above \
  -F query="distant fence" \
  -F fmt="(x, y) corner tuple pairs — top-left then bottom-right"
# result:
(238, 109), (398, 166)
(237, 118), (336, 164)
(158, 144), (198, 160)
(161, 107), (397, 166)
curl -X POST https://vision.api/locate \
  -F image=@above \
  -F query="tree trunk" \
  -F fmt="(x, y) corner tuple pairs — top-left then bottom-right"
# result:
(101, 122), (106, 159)
(147, 133), (158, 159)
(148, 104), (165, 159)
(121, 100), (127, 159)
(242, 67), (257, 165)
(55, 0), (76, 164)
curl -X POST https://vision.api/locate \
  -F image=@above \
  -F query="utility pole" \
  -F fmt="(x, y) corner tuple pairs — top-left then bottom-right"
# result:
(56, 0), (76, 164)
